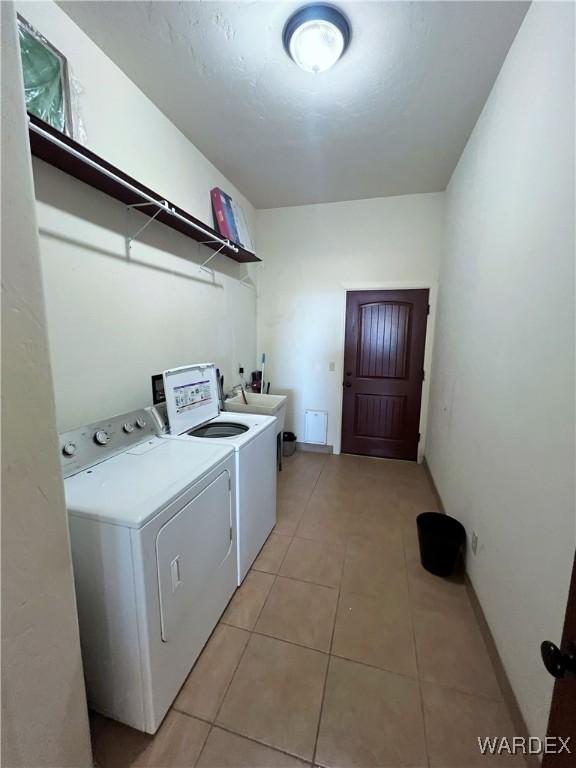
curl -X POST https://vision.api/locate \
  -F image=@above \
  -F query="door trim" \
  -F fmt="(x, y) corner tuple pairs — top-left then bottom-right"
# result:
(335, 281), (438, 461)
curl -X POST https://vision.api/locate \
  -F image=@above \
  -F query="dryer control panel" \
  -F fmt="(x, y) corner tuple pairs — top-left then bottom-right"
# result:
(59, 408), (158, 478)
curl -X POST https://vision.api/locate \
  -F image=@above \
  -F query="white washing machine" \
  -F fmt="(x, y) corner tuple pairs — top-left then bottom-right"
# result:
(60, 408), (237, 734)
(148, 363), (277, 584)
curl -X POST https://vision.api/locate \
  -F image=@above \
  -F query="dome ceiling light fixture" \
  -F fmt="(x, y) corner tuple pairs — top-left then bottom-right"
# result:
(283, 4), (351, 74)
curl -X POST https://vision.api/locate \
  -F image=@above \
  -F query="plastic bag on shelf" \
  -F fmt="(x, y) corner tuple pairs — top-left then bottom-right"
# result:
(18, 20), (67, 133)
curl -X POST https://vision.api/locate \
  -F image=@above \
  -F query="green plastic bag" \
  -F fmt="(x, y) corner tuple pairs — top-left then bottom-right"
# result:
(18, 20), (67, 133)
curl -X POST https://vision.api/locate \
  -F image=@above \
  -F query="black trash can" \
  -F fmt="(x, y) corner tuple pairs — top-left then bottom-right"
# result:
(282, 431), (297, 457)
(416, 512), (466, 577)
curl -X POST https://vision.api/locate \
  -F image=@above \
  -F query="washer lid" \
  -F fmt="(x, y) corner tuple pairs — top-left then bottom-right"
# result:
(163, 363), (219, 435)
(64, 437), (233, 528)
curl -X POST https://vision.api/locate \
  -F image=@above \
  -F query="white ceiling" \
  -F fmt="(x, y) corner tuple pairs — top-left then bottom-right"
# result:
(58, 1), (529, 209)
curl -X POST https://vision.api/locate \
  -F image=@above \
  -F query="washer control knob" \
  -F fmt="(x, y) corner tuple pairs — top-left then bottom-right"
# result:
(135, 418), (147, 429)
(62, 441), (76, 457)
(123, 422), (135, 434)
(94, 430), (109, 446)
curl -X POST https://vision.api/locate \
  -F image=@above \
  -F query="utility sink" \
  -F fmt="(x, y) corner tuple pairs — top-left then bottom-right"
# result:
(224, 393), (287, 434)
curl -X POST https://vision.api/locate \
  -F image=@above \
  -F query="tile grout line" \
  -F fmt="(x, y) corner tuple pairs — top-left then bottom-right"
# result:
(197, 719), (313, 764)
(168, 608), (240, 756)
(313, 478), (419, 766)
(259, 459), (324, 596)
(246, 460), (315, 596)
(238, 625), (422, 681)
(179, 668), (516, 768)
(209, 531), (296, 735)
(310, 596), (340, 768)
(191, 721), (213, 768)
(192, 459), (432, 768)
(219, 467), (506, 758)
(285, 454), (332, 767)
(172, 708), (214, 727)
(235, 606), (515, 700)
(284, 461), (431, 765)
(311, 455), (347, 768)
(218, 455), (330, 765)
(207, 618), (269, 742)
(276, 459), (325, 539)
(401, 523), (431, 768)
(252, 570), (340, 591)
(178, 613), (259, 766)
(211, 569), (281, 728)
(179, 704), (314, 766)
(225, 459), (325, 639)
(208, 461), (320, 742)
(301, 455), (329, 515)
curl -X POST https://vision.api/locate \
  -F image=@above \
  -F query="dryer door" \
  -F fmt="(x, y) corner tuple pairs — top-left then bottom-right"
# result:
(156, 470), (232, 642)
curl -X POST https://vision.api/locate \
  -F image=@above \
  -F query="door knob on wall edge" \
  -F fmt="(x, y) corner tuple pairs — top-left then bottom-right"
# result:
(541, 640), (576, 678)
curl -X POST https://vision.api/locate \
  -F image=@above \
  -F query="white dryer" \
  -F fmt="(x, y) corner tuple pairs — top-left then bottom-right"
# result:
(60, 408), (237, 734)
(148, 363), (277, 585)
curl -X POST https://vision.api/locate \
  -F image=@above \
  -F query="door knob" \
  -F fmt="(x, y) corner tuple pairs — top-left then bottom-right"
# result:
(343, 383), (352, 388)
(541, 640), (576, 679)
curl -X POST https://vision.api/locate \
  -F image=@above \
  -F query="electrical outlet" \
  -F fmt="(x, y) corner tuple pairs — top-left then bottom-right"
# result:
(471, 530), (479, 555)
(239, 366), (244, 375)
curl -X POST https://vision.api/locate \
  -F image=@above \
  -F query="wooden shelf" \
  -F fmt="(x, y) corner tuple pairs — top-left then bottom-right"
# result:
(27, 114), (260, 264)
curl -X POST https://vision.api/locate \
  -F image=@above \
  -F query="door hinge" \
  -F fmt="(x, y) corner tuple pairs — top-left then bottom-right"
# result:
(417, 432), (421, 443)
(427, 304), (431, 315)
(422, 370), (426, 382)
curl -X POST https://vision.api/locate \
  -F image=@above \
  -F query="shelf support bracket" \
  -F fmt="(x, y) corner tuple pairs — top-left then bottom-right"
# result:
(240, 272), (255, 289)
(127, 200), (168, 249)
(199, 242), (227, 273)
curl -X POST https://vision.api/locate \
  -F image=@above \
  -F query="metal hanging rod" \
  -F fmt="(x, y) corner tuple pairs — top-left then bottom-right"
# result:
(28, 119), (239, 254)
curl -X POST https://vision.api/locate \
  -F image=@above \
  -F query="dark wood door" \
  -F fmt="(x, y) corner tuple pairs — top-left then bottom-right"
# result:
(341, 289), (429, 461)
(542, 551), (576, 767)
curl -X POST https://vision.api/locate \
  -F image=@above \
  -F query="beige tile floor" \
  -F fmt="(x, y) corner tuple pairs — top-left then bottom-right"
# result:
(91, 452), (525, 768)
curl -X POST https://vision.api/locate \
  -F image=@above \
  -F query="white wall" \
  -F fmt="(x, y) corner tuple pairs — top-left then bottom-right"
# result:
(17, 0), (258, 430)
(426, 1), (575, 740)
(1, 2), (92, 765)
(256, 193), (444, 455)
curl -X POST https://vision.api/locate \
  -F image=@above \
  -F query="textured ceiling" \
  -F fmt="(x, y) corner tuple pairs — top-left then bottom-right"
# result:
(58, 1), (529, 208)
